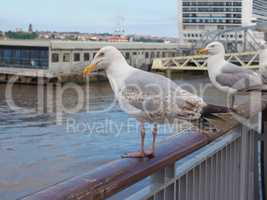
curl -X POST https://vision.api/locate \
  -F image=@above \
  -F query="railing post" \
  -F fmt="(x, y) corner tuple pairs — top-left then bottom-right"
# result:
(151, 163), (176, 200)
(262, 108), (267, 200)
(255, 117), (260, 200)
(240, 126), (249, 200)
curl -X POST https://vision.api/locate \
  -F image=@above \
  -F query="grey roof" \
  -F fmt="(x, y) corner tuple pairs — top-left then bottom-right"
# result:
(0, 39), (50, 47)
(0, 40), (178, 50)
(50, 41), (178, 50)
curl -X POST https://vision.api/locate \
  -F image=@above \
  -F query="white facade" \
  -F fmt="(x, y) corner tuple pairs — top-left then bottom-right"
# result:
(178, 0), (264, 41)
(0, 40), (179, 79)
(253, 0), (267, 23)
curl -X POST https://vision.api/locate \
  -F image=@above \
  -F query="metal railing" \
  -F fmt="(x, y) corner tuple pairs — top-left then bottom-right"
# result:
(110, 126), (256, 200)
(152, 51), (260, 71)
(22, 106), (260, 200)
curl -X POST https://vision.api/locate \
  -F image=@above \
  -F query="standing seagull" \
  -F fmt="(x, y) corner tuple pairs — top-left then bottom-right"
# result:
(199, 41), (263, 108)
(259, 41), (267, 83)
(83, 46), (228, 158)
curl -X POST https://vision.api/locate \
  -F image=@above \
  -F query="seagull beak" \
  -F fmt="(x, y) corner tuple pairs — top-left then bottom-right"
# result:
(83, 64), (97, 76)
(198, 48), (209, 55)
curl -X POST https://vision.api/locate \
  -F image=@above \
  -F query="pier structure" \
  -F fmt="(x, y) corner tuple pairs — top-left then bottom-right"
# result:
(152, 51), (260, 71)
(153, 23), (267, 72)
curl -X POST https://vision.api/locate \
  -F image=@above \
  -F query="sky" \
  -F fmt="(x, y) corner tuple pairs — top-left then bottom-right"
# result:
(0, 0), (178, 37)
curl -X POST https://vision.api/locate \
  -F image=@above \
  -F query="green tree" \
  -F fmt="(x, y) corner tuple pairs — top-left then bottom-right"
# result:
(5, 31), (38, 40)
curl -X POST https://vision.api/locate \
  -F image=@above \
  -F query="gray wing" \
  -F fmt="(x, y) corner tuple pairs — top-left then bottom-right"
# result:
(221, 62), (255, 74)
(216, 62), (262, 91)
(118, 70), (205, 120)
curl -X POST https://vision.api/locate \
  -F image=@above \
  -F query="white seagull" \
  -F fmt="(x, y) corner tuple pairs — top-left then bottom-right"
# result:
(200, 41), (263, 108)
(83, 46), (228, 158)
(259, 41), (267, 83)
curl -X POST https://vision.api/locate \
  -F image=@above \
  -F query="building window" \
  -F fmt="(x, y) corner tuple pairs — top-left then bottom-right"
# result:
(125, 52), (130, 59)
(145, 52), (149, 58)
(52, 53), (59, 63)
(74, 53), (80, 62)
(133, 52), (137, 55)
(157, 52), (160, 57)
(84, 53), (90, 61)
(0, 46), (49, 69)
(93, 52), (96, 58)
(63, 53), (70, 62)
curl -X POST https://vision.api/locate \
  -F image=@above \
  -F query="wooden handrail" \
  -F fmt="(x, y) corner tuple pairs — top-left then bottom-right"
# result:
(22, 131), (208, 200)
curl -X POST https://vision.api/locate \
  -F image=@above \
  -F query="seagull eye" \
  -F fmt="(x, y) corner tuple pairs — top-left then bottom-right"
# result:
(99, 52), (105, 57)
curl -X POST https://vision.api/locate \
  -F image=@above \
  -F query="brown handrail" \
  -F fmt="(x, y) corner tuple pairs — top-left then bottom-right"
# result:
(22, 131), (208, 200)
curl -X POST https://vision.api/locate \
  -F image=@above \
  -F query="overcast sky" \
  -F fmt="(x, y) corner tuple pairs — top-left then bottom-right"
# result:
(0, 0), (178, 37)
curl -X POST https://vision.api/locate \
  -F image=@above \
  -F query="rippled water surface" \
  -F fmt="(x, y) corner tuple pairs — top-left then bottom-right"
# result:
(0, 74), (226, 200)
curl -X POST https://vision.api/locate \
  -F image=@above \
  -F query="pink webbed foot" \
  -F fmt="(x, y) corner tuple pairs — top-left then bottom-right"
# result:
(145, 150), (155, 158)
(121, 150), (155, 159)
(121, 151), (145, 158)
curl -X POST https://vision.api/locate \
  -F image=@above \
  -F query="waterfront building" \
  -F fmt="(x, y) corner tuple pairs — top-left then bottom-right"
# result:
(178, 0), (267, 42)
(0, 40), (179, 82)
(253, 0), (267, 23)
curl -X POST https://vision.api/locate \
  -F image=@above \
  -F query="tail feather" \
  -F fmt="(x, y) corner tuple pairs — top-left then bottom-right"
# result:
(192, 105), (232, 137)
(201, 104), (230, 116)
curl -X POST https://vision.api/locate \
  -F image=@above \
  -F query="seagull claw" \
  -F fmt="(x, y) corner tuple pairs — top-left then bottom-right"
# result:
(121, 152), (145, 158)
(145, 150), (155, 159)
(121, 151), (155, 159)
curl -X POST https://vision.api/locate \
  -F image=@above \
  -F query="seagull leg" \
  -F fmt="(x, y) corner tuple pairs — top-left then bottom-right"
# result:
(122, 120), (146, 158)
(231, 95), (235, 109)
(145, 124), (157, 157)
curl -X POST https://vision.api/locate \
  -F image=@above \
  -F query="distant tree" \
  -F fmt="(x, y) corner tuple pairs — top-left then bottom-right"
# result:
(133, 36), (164, 43)
(97, 32), (112, 36)
(5, 31), (38, 40)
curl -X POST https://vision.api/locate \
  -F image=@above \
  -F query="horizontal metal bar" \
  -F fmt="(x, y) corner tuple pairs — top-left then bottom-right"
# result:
(175, 127), (241, 178)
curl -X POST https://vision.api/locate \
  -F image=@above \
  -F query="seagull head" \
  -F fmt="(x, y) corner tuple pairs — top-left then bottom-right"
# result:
(259, 40), (267, 50)
(199, 42), (225, 56)
(83, 46), (125, 76)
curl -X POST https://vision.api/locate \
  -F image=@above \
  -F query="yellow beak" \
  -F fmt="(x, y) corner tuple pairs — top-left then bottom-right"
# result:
(83, 64), (97, 76)
(198, 48), (209, 54)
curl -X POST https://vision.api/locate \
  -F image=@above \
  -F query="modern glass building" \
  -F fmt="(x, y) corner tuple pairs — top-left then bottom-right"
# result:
(178, 0), (256, 41)
(253, 0), (267, 23)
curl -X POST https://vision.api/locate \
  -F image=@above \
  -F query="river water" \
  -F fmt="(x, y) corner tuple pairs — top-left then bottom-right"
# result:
(0, 74), (226, 200)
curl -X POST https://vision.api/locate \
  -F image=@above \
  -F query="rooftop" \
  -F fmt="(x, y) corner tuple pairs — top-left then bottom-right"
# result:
(0, 40), (179, 50)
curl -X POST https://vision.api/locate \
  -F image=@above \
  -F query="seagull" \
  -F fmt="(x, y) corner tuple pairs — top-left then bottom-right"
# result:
(83, 46), (228, 158)
(199, 41), (263, 108)
(259, 41), (267, 83)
